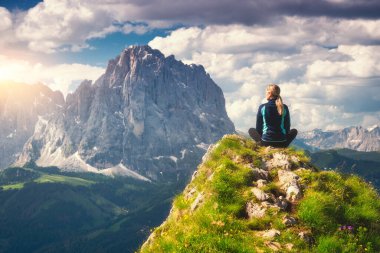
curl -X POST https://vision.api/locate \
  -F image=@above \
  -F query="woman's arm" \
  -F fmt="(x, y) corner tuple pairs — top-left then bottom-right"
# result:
(284, 105), (290, 134)
(256, 105), (263, 136)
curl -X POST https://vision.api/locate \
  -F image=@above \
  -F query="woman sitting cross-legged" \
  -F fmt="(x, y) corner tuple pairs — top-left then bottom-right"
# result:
(249, 84), (297, 148)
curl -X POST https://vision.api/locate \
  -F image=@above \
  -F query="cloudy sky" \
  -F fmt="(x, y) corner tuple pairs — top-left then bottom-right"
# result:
(1, 0), (380, 131)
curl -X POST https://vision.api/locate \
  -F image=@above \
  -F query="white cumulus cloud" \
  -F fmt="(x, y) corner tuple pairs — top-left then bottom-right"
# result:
(0, 7), (12, 31)
(15, 0), (114, 53)
(149, 19), (380, 131)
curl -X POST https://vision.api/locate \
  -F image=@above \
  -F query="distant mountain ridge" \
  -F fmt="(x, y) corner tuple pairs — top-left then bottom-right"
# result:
(0, 82), (64, 169)
(15, 45), (235, 181)
(296, 126), (380, 152)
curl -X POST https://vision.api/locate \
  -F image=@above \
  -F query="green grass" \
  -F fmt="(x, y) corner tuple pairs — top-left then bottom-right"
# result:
(0, 167), (95, 190)
(140, 135), (265, 252)
(34, 174), (95, 187)
(297, 171), (380, 252)
(1, 182), (25, 190)
(261, 181), (280, 195)
(139, 134), (380, 253)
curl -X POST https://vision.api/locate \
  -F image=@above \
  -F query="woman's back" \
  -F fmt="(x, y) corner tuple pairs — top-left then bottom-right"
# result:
(249, 84), (297, 148)
(257, 99), (290, 142)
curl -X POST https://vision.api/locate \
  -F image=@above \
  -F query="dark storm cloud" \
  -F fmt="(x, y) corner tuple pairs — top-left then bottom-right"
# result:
(131, 0), (380, 25)
(6, 0), (380, 27)
(279, 0), (380, 19)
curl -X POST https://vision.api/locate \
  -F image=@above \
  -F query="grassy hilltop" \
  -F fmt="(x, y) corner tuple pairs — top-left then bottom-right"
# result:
(140, 135), (380, 253)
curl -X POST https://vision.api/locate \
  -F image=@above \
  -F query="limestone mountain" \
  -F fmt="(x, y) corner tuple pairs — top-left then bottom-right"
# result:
(296, 126), (380, 152)
(0, 82), (64, 169)
(16, 45), (235, 181)
(140, 135), (380, 252)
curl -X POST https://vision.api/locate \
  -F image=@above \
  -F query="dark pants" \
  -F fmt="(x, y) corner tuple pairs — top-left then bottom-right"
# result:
(248, 128), (298, 148)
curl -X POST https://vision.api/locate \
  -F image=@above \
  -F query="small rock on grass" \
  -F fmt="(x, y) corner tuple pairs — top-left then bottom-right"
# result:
(256, 179), (267, 188)
(261, 229), (281, 238)
(282, 215), (297, 226)
(190, 192), (204, 211)
(252, 187), (272, 201)
(246, 201), (267, 218)
(264, 241), (282, 251)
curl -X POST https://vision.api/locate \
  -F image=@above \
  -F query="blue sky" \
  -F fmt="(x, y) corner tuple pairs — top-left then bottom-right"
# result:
(57, 29), (172, 66)
(0, 0), (379, 131)
(1, 0), (41, 10)
(1, 0), (179, 65)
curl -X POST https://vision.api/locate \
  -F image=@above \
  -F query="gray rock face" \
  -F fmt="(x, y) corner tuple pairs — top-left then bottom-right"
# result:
(16, 45), (235, 181)
(0, 83), (64, 169)
(297, 126), (380, 152)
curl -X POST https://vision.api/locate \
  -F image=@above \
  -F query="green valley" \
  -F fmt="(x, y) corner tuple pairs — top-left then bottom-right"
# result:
(0, 165), (184, 253)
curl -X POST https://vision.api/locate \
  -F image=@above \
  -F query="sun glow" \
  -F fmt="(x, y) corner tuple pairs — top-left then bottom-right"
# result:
(0, 54), (104, 95)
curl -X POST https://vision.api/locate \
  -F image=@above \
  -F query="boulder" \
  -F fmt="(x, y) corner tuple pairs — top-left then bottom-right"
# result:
(252, 187), (271, 201)
(191, 192), (204, 211)
(265, 152), (291, 170)
(251, 166), (269, 180)
(257, 179), (267, 188)
(185, 187), (197, 199)
(261, 229), (281, 238)
(246, 201), (267, 219)
(278, 170), (299, 188)
(275, 196), (289, 210)
(286, 184), (302, 201)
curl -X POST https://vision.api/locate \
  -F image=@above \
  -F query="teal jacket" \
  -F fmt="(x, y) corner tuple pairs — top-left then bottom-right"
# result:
(256, 99), (290, 142)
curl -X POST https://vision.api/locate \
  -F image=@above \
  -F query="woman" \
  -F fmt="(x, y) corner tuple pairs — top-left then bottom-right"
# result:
(249, 84), (297, 148)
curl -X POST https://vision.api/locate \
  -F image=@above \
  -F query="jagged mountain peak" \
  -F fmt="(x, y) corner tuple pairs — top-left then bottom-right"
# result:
(116, 45), (165, 68)
(16, 46), (235, 181)
(104, 45), (207, 89)
(140, 135), (380, 252)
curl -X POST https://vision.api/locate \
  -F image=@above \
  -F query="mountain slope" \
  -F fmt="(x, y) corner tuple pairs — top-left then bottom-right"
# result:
(16, 45), (235, 181)
(309, 149), (380, 190)
(140, 135), (380, 252)
(0, 82), (64, 169)
(297, 126), (380, 152)
(0, 165), (177, 253)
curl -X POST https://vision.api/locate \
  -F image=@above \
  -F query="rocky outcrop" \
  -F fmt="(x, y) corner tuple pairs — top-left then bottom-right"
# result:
(16, 45), (235, 181)
(0, 82), (64, 169)
(277, 169), (302, 201)
(139, 135), (319, 252)
(139, 135), (380, 253)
